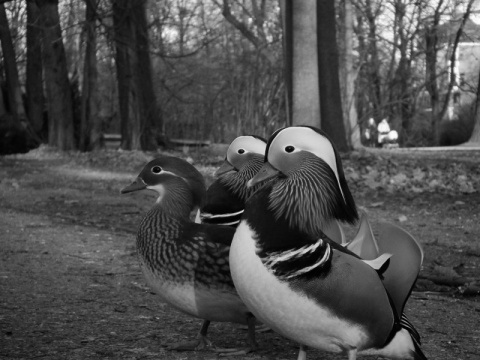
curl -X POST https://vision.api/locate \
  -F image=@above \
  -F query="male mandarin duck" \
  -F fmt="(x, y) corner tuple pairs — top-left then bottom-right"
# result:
(198, 135), (267, 227)
(229, 126), (426, 360)
(199, 134), (346, 244)
(121, 156), (257, 354)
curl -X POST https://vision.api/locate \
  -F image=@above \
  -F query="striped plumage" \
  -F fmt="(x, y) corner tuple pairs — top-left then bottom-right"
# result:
(122, 156), (257, 353)
(230, 126), (426, 360)
(200, 134), (347, 244)
(199, 135), (267, 227)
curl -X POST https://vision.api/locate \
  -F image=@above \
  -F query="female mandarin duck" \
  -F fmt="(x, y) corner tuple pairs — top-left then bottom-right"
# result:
(198, 135), (267, 227)
(121, 156), (257, 354)
(229, 126), (426, 360)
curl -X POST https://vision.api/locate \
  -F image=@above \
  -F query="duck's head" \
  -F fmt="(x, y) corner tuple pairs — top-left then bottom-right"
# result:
(216, 135), (267, 200)
(249, 126), (358, 235)
(121, 156), (206, 210)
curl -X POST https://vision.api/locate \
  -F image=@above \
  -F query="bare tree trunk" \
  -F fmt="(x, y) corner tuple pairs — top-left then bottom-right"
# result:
(364, 0), (382, 119)
(26, 0), (45, 138)
(389, 0), (413, 145)
(279, 0), (292, 124)
(133, 0), (161, 150)
(0, 3), (28, 123)
(0, 79), (5, 117)
(317, 0), (348, 151)
(425, 10), (441, 141)
(113, 0), (160, 151)
(292, 0), (319, 127)
(340, 0), (361, 149)
(38, 0), (75, 150)
(80, 0), (100, 151)
(284, 0), (320, 127)
(468, 65), (480, 144)
(113, 0), (141, 150)
(437, 0), (474, 124)
(426, 0), (474, 145)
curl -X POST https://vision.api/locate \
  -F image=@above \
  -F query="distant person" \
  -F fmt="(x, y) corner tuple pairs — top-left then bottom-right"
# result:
(386, 130), (398, 144)
(377, 118), (391, 146)
(364, 118), (377, 147)
(377, 118), (399, 147)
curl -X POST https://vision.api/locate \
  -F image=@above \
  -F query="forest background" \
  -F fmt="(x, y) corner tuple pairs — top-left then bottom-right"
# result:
(2, 0), (480, 154)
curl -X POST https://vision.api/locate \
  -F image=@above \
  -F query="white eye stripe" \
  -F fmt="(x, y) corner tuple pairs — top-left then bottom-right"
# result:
(227, 136), (267, 162)
(150, 169), (185, 182)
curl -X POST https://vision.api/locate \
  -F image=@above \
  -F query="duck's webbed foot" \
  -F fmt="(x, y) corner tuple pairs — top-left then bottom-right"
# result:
(165, 320), (213, 351)
(216, 313), (259, 357)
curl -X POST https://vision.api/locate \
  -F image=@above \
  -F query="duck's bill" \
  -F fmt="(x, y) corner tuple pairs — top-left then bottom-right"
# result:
(247, 162), (280, 188)
(121, 178), (147, 194)
(215, 160), (236, 177)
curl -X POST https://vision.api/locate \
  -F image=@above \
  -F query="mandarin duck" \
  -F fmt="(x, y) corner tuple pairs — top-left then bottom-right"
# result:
(199, 135), (346, 243)
(198, 135), (267, 227)
(229, 126), (426, 360)
(121, 156), (258, 354)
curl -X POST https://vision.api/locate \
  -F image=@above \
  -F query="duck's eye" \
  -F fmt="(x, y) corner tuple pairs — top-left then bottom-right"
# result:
(237, 149), (245, 154)
(151, 166), (162, 174)
(285, 145), (295, 153)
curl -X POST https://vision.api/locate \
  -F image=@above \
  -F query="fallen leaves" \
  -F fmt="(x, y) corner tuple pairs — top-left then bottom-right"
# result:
(344, 152), (479, 195)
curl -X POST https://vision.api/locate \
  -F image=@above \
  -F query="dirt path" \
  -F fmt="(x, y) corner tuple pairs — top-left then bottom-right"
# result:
(0, 148), (479, 359)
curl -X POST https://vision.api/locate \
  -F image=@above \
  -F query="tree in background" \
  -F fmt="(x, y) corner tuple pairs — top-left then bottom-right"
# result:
(0, 0), (39, 153)
(26, 0), (45, 139)
(468, 63), (480, 143)
(38, 0), (75, 151)
(113, 0), (161, 151)
(79, 0), (100, 151)
(1, 0), (479, 154)
(280, 0), (348, 151)
(424, 0), (475, 145)
(281, 0), (319, 127)
(0, 3), (28, 125)
(338, 0), (361, 149)
(317, 0), (348, 151)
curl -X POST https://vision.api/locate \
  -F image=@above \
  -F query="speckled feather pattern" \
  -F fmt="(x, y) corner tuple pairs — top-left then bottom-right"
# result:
(137, 206), (234, 290)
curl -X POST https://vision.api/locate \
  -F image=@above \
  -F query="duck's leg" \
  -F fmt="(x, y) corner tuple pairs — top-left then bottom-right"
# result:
(297, 345), (307, 360)
(165, 320), (213, 351)
(217, 313), (259, 356)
